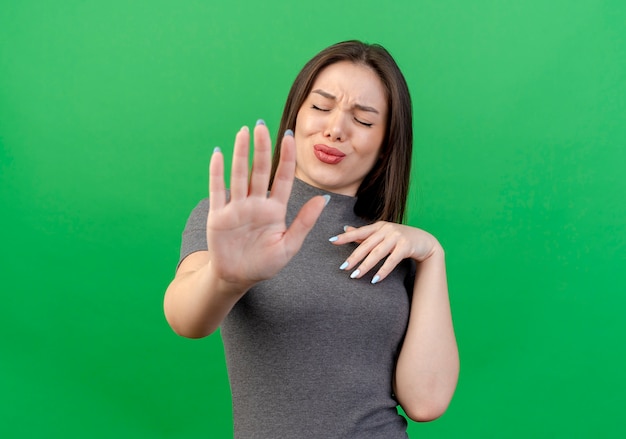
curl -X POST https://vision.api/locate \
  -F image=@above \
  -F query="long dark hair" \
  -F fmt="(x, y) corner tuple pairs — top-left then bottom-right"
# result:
(269, 40), (413, 223)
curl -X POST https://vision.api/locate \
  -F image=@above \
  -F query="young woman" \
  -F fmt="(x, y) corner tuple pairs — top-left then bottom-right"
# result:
(164, 40), (459, 438)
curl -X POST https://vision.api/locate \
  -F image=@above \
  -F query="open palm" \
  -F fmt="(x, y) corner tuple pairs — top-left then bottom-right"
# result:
(206, 123), (327, 290)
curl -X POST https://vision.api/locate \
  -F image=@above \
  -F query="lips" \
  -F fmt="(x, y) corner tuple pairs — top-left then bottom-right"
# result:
(313, 144), (346, 164)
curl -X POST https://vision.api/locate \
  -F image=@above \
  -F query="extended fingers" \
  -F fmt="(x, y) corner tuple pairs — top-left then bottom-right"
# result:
(270, 129), (296, 205)
(209, 147), (226, 210)
(230, 126), (250, 200)
(249, 120), (272, 197)
(211, 121), (278, 210)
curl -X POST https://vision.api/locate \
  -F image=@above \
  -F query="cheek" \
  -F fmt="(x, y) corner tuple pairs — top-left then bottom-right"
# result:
(359, 132), (385, 158)
(296, 116), (314, 134)
(359, 141), (384, 174)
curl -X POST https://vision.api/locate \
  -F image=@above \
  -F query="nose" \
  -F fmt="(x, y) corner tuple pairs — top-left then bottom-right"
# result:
(324, 111), (347, 142)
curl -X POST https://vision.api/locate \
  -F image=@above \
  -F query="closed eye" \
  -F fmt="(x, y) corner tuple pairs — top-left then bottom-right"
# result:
(312, 104), (330, 112)
(355, 118), (373, 127)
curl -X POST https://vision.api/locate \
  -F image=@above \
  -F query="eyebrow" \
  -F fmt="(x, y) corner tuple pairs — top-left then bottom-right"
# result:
(311, 89), (380, 114)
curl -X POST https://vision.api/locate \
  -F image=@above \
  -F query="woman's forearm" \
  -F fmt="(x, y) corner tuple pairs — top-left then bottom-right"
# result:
(394, 245), (459, 422)
(164, 252), (250, 338)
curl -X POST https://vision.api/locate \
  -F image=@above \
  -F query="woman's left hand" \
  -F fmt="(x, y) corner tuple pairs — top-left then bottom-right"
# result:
(329, 222), (442, 283)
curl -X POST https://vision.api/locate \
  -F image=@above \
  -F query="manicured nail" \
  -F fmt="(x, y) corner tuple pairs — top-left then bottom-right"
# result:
(339, 261), (349, 270)
(371, 275), (380, 285)
(213, 146), (221, 154)
(256, 119), (265, 126)
(284, 129), (294, 137)
(328, 236), (338, 242)
(343, 225), (350, 232)
(322, 194), (331, 206)
(350, 269), (360, 279)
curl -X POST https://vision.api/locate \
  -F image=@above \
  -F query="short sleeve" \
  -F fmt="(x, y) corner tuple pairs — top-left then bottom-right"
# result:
(178, 198), (210, 268)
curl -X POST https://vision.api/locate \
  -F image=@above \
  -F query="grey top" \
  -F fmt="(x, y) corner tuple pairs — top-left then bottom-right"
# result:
(180, 178), (415, 438)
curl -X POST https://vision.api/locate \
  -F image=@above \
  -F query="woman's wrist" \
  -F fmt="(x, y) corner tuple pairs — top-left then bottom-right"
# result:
(204, 260), (254, 299)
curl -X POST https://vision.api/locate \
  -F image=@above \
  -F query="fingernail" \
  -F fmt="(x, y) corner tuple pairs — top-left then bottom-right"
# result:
(241, 125), (249, 133)
(328, 236), (338, 242)
(213, 146), (221, 154)
(371, 275), (380, 285)
(350, 269), (360, 279)
(284, 129), (294, 137)
(322, 194), (331, 206)
(339, 261), (349, 270)
(343, 225), (349, 232)
(256, 119), (266, 126)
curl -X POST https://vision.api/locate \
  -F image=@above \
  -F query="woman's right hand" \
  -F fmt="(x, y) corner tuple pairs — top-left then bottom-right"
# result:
(206, 121), (328, 293)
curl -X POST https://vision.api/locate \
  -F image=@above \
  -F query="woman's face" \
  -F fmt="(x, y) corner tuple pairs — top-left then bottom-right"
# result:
(294, 61), (388, 196)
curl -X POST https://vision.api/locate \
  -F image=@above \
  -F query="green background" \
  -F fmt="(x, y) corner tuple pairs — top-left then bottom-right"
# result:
(1, 0), (625, 437)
